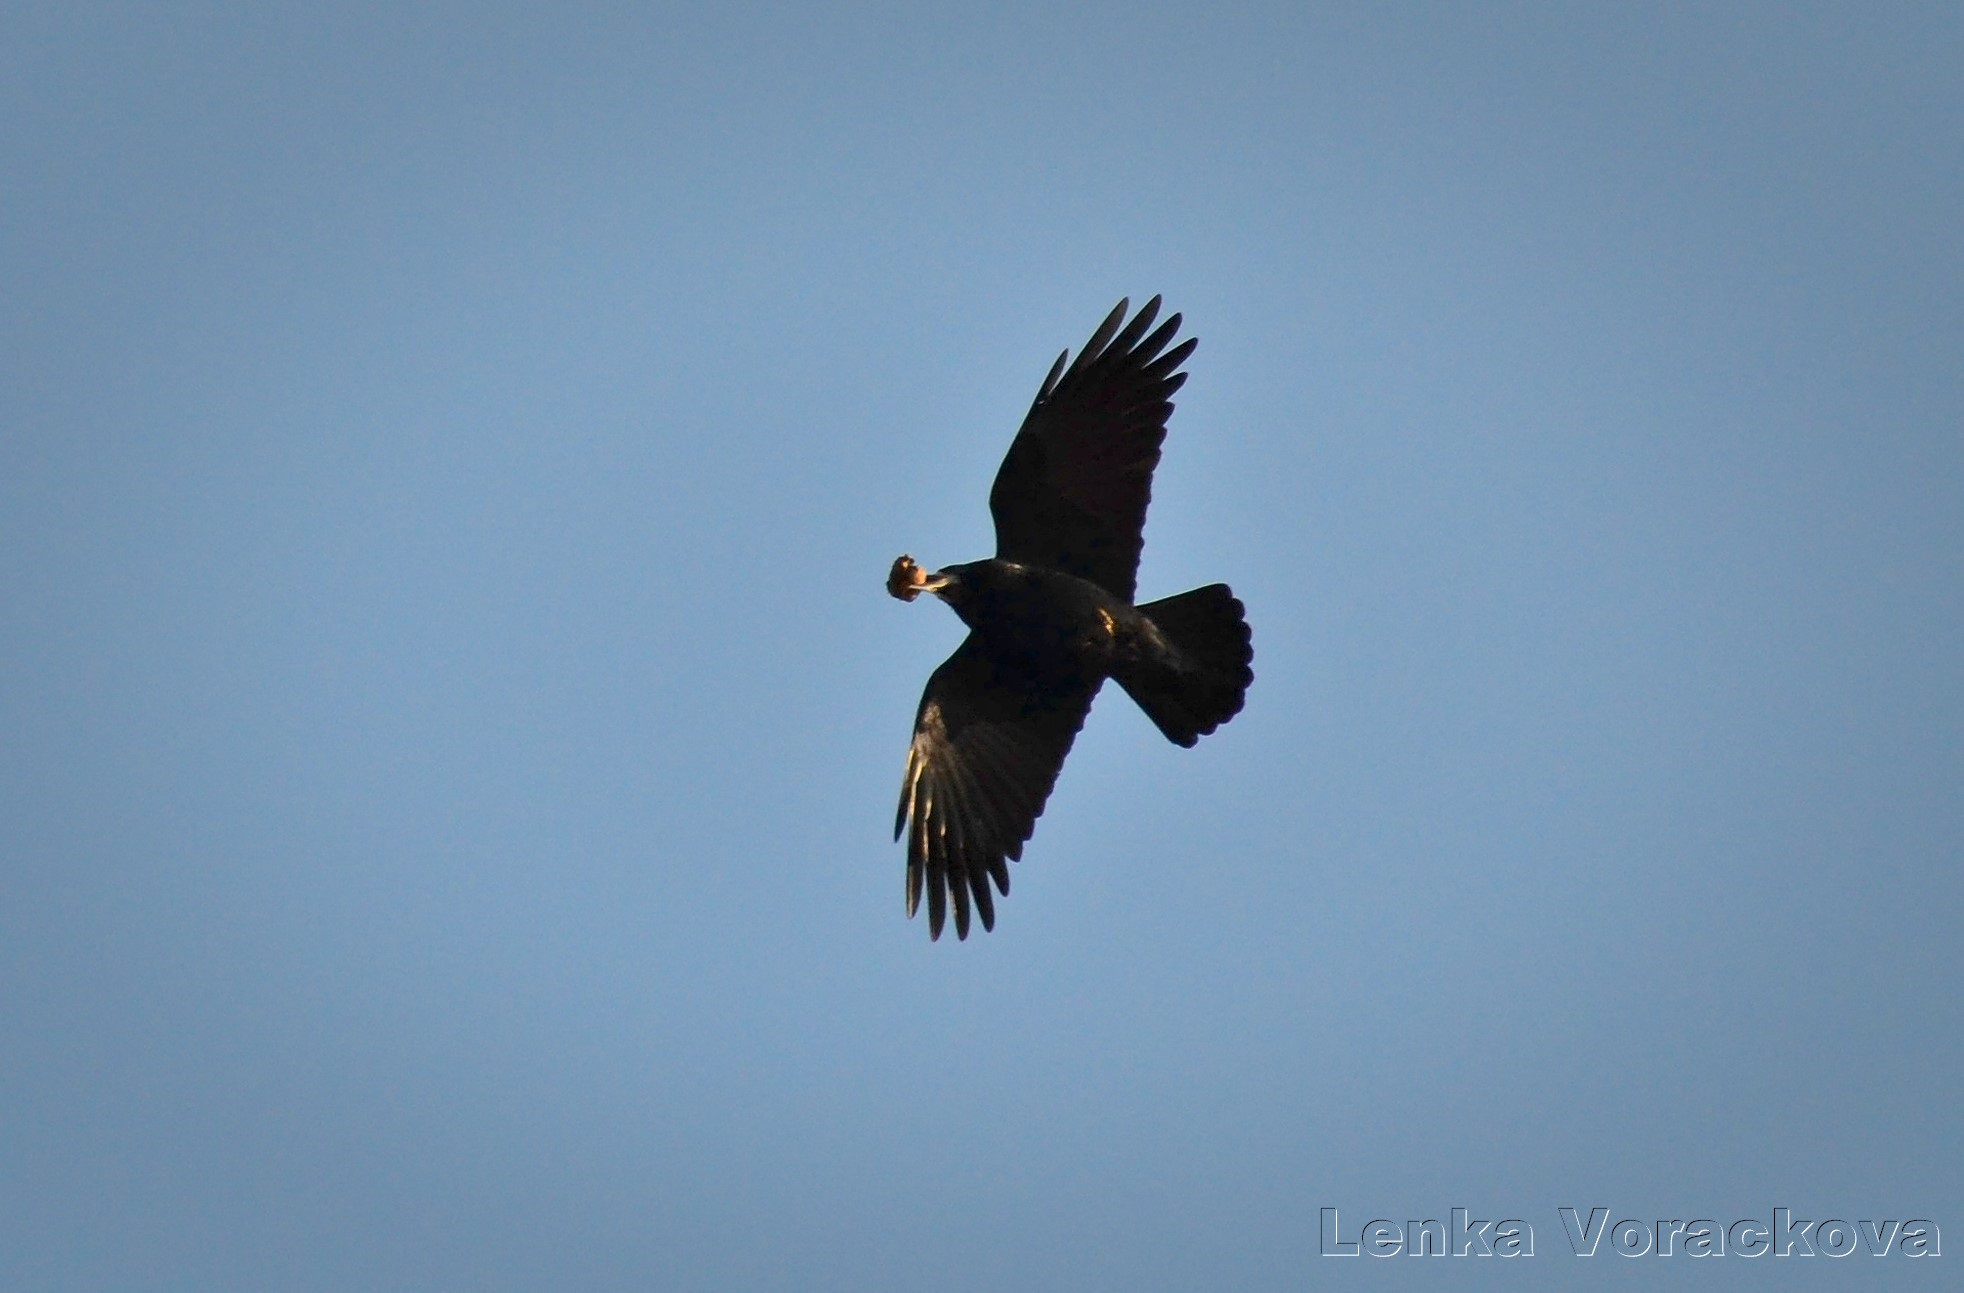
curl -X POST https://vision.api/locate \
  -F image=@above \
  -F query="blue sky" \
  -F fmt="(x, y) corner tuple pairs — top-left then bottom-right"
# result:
(3, 3), (1959, 1289)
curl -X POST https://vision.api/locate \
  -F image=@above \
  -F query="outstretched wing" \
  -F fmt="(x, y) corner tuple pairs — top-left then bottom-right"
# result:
(895, 635), (1100, 940)
(989, 296), (1197, 602)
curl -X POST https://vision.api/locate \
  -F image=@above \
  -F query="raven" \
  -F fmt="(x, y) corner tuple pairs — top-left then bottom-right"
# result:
(888, 297), (1253, 939)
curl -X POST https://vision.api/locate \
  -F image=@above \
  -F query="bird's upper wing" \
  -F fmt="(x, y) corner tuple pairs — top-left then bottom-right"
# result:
(989, 296), (1197, 602)
(895, 634), (1100, 940)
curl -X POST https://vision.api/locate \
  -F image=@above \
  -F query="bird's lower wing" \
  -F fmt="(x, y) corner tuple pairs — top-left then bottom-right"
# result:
(896, 636), (1099, 940)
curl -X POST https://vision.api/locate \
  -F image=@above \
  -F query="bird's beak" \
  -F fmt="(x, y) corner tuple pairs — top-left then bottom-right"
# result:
(887, 554), (954, 602)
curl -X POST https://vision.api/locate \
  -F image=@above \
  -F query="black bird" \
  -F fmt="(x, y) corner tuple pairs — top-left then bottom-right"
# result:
(888, 296), (1253, 939)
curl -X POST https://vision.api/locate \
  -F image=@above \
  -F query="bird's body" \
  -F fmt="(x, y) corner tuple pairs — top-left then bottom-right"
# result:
(933, 560), (1144, 684)
(890, 297), (1252, 939)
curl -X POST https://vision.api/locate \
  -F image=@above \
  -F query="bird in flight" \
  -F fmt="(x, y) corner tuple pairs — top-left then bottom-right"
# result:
(888, 296), (1253, 939)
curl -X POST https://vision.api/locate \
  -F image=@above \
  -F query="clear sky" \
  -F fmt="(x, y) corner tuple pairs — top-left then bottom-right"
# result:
(3, 3), (1959, 1289)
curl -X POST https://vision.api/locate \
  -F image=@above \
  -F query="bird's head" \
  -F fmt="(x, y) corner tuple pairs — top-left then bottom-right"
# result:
(887, 554), (960, 603)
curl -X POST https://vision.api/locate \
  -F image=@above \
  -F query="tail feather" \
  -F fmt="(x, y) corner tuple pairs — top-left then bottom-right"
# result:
(1117, 584), (1253, 747)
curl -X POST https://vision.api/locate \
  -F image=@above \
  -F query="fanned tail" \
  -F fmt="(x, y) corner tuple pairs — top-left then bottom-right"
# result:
(1116, 584), (1253, 747)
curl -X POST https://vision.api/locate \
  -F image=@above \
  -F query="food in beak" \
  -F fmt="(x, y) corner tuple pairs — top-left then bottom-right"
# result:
(887, 554), (953, 602)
